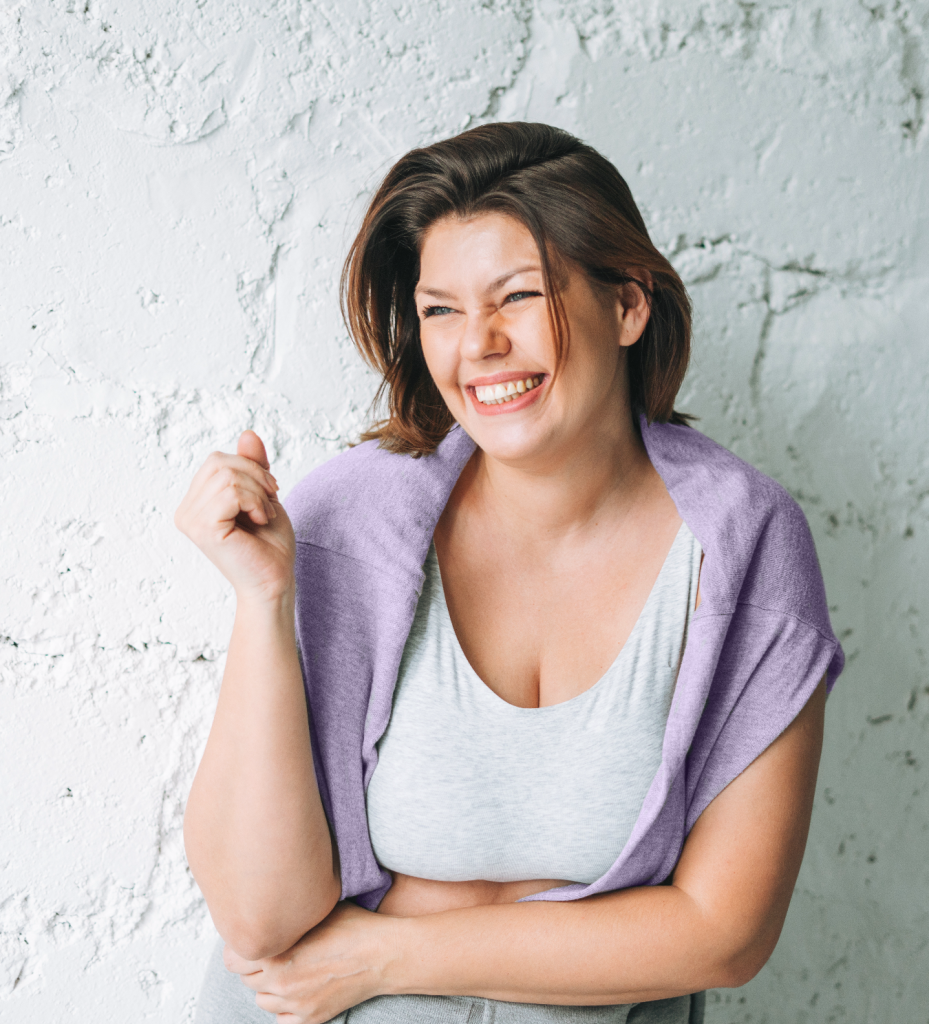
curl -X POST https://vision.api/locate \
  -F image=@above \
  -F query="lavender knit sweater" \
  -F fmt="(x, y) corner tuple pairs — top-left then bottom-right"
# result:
(285, 420), (844, 910)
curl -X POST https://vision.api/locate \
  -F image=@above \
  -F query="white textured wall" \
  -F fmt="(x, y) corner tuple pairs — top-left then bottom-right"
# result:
(1, 1), (927, 1021)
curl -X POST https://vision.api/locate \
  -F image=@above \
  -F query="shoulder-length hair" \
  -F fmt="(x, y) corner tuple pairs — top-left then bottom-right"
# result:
(341, 122), (692, 455)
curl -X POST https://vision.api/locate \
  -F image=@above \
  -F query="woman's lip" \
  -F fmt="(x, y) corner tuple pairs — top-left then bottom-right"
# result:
(465, 370), (547, 387)
(466, 375), (547, 416)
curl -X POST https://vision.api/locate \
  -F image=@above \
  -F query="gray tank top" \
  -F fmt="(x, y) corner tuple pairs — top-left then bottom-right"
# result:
(366, 522), (702, 885)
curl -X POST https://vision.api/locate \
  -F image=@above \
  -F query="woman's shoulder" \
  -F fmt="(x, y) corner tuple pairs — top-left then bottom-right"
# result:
(283, 426), (476, 575)
(644, 419), (813, 543)
(643, 420), (830, 630)
(642, 419), (800, 520)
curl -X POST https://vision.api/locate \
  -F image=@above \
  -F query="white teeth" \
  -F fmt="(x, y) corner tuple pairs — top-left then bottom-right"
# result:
(475, 378), (540, 405)
(474, 376), (542, 406)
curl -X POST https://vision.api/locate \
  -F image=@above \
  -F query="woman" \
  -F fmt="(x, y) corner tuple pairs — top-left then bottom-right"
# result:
(176, 122), (843, 1024)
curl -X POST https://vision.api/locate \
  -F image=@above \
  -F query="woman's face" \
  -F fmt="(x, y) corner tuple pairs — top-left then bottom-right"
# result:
(415, 212), (648, 468)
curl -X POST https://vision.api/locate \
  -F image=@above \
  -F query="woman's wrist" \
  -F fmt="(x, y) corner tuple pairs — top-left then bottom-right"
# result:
(381, 917), (417, 995)
(379, 913), (431, 998)
(234, 579), (297, 620)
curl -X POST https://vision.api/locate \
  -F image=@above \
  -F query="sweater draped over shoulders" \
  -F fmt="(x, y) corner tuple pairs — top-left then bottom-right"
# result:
(284, 420), (844, 910)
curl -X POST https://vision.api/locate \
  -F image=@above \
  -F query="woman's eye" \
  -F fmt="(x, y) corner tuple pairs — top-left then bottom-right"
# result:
(422, 305), (456, 318)
(504, 290), (542, 304)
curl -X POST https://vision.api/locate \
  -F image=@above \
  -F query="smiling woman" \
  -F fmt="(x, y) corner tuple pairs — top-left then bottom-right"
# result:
(413, 213), (652, 468)
(176, 123), (844, 1024)
(342, 124), (691, 457)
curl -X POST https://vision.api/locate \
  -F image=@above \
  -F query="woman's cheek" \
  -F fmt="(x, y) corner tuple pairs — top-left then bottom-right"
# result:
(421, 335), (459, 400)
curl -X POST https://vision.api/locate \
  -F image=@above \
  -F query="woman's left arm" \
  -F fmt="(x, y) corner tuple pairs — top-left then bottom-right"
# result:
(228, 679), (825, 1019)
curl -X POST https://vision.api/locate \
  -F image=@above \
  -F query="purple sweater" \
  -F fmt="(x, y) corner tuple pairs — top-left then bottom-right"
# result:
(285, 420), (844, 910)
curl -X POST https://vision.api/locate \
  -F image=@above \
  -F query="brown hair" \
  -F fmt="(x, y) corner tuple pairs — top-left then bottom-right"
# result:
(341, 122), (692, 455)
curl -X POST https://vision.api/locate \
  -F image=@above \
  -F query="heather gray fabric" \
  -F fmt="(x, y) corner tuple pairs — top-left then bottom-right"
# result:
(366, 525), (702, 884)
(341, 992), (694, 1022)
(195, 938), (701, 1024)
(195, 938), (275, 1024)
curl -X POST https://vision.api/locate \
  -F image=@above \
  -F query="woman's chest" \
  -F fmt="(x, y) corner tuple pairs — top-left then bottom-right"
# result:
(365, 531), (699, 887)
(433, 512), (686, 708)
(367, 648), (675, 883)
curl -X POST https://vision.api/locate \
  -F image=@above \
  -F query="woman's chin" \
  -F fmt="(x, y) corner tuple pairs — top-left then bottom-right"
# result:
(463, 417), (557, 468)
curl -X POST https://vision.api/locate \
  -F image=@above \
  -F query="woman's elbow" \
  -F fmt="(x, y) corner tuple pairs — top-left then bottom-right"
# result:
(221, 884), (341, 961)
(712, 956), (764, 990)
(710, 931), (779, 990)
(224, 926), (288, 964)
(225, 926), (304, 963)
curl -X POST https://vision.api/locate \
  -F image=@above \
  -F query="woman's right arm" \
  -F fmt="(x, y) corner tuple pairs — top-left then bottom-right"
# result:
(175, 430), (341, 961)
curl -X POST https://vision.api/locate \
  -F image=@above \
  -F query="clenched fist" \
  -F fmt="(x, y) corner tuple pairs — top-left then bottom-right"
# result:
(174, 430), (296, 604)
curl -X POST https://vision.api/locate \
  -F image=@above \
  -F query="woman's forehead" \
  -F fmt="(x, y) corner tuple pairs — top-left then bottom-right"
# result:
(420, 211), (536, 256)
(417, 214), (545, 293)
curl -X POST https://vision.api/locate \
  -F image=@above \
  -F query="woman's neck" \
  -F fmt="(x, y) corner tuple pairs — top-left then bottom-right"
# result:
(458, 414), (656, 543)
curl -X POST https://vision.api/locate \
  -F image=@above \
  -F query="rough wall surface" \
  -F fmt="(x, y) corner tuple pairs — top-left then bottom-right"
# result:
(1, 1), (927, 1021)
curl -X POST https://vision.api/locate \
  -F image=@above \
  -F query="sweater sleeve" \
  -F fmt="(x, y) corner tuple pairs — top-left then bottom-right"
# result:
(684, 604), (841, 831)
(683, 496), (844, 830)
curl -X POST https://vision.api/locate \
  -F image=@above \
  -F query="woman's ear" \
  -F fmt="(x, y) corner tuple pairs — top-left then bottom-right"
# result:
(616, 272), (652, 349)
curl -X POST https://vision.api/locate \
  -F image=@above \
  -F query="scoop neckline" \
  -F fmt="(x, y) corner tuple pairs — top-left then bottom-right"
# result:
(425, 520), (695, 714)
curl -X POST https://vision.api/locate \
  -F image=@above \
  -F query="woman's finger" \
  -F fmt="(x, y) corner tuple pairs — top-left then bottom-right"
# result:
(237, 429), (270, 469)
(223, 945), (261, 974)
(193, 477), (276, 534)
(177, 455), (279, 541)
(236, 969), (269, 992)
(199, 465), (277, 518)
(254, 990), (288, 1013)
(216, 453), (278, 496)
(190, 451), (279, 499)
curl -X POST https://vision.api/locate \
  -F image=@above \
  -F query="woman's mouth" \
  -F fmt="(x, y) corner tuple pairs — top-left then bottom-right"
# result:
(466, 374), (547, 416)
(473, 375), (543, 405)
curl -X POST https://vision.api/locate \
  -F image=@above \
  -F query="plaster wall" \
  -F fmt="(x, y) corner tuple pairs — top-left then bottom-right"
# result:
(1, 1), (927, 1021)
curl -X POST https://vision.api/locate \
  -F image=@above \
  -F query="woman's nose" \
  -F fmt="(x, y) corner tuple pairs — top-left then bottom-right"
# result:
(459, 311), (510, 362)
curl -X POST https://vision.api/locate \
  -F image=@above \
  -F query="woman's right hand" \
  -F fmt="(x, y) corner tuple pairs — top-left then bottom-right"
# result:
(174, 430), (296, 604)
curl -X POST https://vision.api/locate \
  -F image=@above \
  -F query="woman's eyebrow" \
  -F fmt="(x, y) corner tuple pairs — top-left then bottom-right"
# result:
(415, 265), (541, 300)
(487, 265), (541, 291)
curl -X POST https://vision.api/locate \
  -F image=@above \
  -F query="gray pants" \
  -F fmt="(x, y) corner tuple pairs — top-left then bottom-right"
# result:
(195, 939), (704, 1024)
